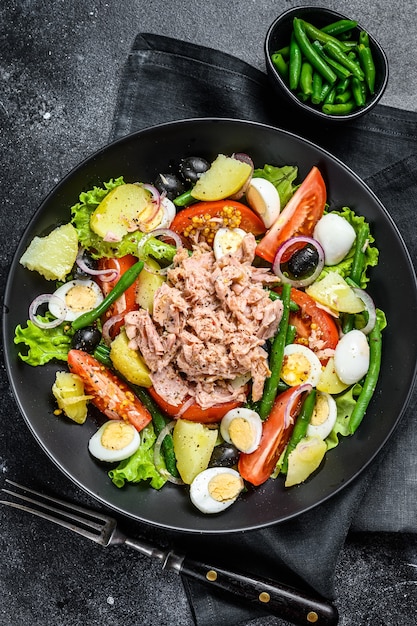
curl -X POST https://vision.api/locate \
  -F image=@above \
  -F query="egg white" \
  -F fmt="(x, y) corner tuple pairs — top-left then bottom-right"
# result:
(213, 227), (247, 260)
(220, 408), (262, 454)
(49, 279), (103, 321)
(88, 420), (141, 463)
(313, 213), (356, 266)
(246, 177), (280, 228)
(334, 329), (370, 384)
(190, 467), (244, 514)
(307, 392), (337, 440)
(281, 344), (322, 387)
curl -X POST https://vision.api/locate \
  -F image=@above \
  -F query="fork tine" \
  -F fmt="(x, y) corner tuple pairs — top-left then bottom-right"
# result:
(0, 480), (116, 545)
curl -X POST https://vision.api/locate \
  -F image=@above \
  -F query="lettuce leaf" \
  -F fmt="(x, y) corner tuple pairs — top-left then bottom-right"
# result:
(14, 317), (73, 366)
(252, 164), (298, 207)
(326, 383), (362, 450)
(108, 423), (167, 490)
(70, 177), (176, 262)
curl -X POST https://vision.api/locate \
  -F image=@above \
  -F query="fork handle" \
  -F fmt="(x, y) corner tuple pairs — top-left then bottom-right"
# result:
(163, 552), (338, 626)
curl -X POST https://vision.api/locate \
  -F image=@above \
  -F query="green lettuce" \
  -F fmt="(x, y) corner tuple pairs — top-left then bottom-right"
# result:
(70, 177), (176, 262)
(108, 423), (167, 490)
(326, 384), (362, 450)
(14, 317), (73, 366)
(252, 164), (298, 207)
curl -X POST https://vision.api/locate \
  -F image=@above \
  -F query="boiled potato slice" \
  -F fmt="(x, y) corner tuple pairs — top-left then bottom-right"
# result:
(135, 258), (165, 313)
(173, 419), (218, 484)
(316, 357), (350, 394)
(52, 371), (92, 424)
(90, 183), (151, 241)
(110, 329), (152, 387)
(285, 436), (327, 487)
(191, 154), (252, 201)
(19, 223), (78, 281)
(306, 271), (365, 313)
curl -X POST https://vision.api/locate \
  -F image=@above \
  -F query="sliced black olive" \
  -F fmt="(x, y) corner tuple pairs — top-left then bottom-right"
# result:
(71, 326), (101, 352)
(179, 156), (210, 184)
(287, 244), (319, 279)
(208, 442), (240, 468)
(73, 250), (98, 279)
(154, 173), (186, 200)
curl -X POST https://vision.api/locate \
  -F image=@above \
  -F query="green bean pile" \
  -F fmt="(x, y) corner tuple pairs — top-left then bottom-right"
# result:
(271, 18), (377, 115)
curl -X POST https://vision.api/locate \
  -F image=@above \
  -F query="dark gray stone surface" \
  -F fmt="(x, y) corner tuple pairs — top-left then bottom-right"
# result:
(1, 2), (417, 625)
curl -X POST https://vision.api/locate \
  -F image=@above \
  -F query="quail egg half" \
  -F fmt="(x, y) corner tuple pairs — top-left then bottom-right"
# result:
(88, 420), (141, 463)
(190, 467), (244, 514)
(220, 408), (263, 454)
(49, 279), (103, 321)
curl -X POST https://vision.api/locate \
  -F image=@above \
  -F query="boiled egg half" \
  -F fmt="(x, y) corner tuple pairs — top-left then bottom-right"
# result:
(213, 227), (247, 260)
(49, 279), (103, 321)
(88, 420), (141, 462)
(246, 177), (280, 228)
(220, 408), (263, 454)
(307, 391), (337, 440)
(190, 467), (244, 514)
(313, 213), (356, 266)
(280, 344), (322, 387)
(334, 329), (370, 385)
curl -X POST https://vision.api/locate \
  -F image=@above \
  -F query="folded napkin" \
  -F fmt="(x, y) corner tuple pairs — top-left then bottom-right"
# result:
(111, 33), (417, 625)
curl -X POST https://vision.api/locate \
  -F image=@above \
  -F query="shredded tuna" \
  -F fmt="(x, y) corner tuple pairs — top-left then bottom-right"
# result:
(125, 233), (282, 409)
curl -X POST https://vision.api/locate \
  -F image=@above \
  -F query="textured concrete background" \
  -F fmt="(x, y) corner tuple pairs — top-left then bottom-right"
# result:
(1, 1), (417, 625)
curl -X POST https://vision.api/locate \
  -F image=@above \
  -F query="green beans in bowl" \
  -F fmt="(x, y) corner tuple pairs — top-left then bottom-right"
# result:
(265, 6), (388, 121)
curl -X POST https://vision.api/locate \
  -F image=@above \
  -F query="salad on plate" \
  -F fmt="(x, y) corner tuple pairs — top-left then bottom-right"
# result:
(14, 151), (384, 515)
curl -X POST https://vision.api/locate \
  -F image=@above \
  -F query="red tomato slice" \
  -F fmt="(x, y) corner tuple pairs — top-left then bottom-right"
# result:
(238, 385), (308, 486)
(256, 166), (326, 264)
(97, 254), (139, 338)
(67, 350), (152, 431)
(148, 386), (242, 424)
(170, 200), (266, 244)
(286, 287), (339, 363)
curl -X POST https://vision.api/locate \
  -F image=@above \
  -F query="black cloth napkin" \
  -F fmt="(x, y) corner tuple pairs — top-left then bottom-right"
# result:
(110, 33), (417, 625)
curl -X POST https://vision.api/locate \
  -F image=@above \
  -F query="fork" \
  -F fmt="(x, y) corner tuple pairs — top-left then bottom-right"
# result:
(1, 480), (338, 626)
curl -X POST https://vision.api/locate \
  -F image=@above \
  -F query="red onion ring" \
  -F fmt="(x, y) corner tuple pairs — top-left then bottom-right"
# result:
(352, 287), (376, 335)
(273, 236), (325, 288)
(137, 228), (183, 276)
(102, 313), (126, 345)
(76, 249), (119, 282)
(153, 421), (184, 485)
(29, 294), (67, 329)
(283, 384), (313, 428)
(141, 183), (161, 208)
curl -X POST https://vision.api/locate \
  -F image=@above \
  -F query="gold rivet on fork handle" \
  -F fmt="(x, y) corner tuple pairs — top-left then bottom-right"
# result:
(307, 610), (319, 623)
(206, 569), (217, 581)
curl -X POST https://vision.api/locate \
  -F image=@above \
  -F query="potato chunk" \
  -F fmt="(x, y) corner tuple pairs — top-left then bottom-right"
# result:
(19, 223), (78, 281)
(90, 183), (151, 241)
(173, 419), (218, 484)
(191, 154), (252, 201)
(110, 330), (152, 387)
(52, 371), (91, 424)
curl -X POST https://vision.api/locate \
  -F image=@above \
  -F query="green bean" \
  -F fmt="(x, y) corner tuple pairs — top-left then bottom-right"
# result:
(323, 41), (365, 81)
(72, 260), (144, 330)
(286, 324), (297, 345)
(300, 19), (350, 52)
(311, 40), (352, 80)
(293, 18), (338, 85)
(299, 61), (313, 96)
(311, 72), (323, 104)
(336, 77), (350, 93)
(259, 283), (291, 420)
(321, 19), (358, 36)
(94, 342), (113, 368)
(342, 223), (370, 333)
(323, 86), (336, 104)
(359, 30), (370, 47)
(289, 32), (302, 90)
(322, 102), (356, 115)
(349, 320), (382, 434)
(319, 80), (333, 101)
(357, 43), (376, 95)
(280, 389), (317, 474)
(268, 289), (299, 312)
(173, 189), (198, 207)
(335, 89), (353, 104)
(272, 52), (289, 79)
(351, 76), (366, 106)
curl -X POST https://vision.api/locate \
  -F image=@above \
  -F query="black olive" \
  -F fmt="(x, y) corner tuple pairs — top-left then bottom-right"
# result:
(154, 173), (186, 200)
(179, 156), (210, 184)
(73, 250), (98, 279)
(287, 245), (319, 279)
(208, 442), (240, 468)
(71, 326), (102, 352)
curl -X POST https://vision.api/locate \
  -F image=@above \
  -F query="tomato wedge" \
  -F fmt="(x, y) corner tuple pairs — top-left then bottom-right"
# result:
(67, 350), (152, 431)
(256, 166), (326, 264)
(97, 254), (139, 338)
(148, 386), (242, 424)
(238, 385), (308, 486)
(286, 287), (339, 363)
(170, 200), (266, 243)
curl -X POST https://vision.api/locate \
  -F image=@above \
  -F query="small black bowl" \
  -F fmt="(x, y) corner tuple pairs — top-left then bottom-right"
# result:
(265, 6), (389, 122)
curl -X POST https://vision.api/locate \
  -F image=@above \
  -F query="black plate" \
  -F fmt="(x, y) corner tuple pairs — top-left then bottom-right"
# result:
(3, 118), (417, 533)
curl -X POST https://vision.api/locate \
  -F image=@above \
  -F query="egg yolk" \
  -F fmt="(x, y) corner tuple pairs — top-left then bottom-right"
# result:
(228, 417), (254, 452)
(65, 284), (99, 312)
(100, 421), (135, 451)
(310, 394), (330, 426)
(281, 353), (312, 386)
(208, 473), (243, 503)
